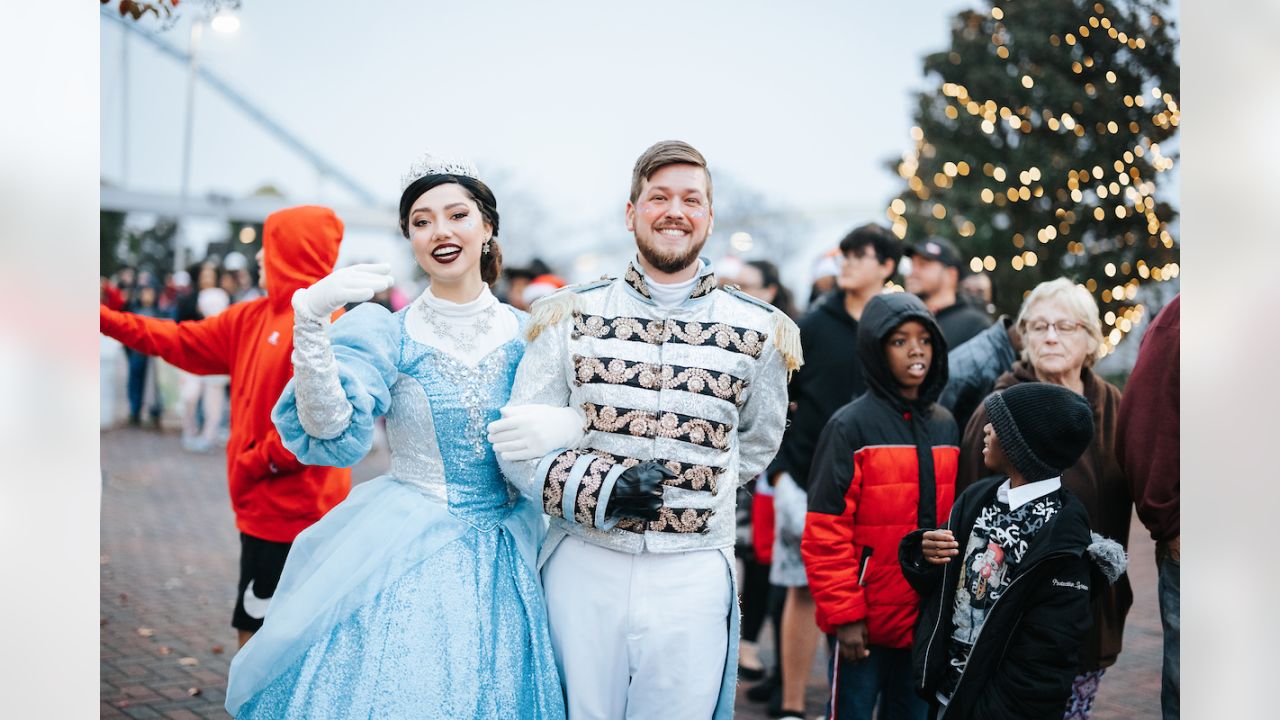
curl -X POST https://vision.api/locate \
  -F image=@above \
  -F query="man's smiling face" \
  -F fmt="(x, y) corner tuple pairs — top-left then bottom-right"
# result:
(626, 163), (714, 275)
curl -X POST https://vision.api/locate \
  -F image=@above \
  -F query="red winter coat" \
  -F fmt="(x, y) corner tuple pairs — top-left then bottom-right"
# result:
(802, 293), (959, 646)
(100, 206), (351, 543)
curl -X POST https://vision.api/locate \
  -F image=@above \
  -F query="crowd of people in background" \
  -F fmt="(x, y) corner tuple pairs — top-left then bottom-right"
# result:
(102, 253), (256, 442)
(102, 200), (1178, 720)
(99, 234), (1000, 445)
(101, 246), (412, 448)
(718, 224), (1178, 720)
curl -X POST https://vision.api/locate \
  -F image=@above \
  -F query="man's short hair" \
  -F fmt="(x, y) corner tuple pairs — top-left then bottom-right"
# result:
(630, 140), (713, 204)
(838, 224), (903, 272)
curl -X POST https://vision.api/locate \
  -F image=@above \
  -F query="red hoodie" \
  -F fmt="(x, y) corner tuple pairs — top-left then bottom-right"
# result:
(100, 206), (351, 542)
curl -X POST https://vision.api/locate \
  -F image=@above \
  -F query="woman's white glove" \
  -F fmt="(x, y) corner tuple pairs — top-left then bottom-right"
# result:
(292, 263), (394, 320)
(487, 404), (586, 461)
(288, 263), (392, 440)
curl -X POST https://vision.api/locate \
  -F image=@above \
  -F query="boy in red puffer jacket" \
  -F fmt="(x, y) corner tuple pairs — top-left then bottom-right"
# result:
(802, 292), (958, 720)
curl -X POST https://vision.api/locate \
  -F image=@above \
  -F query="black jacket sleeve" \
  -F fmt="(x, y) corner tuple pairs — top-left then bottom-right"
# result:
(769, 323), (815, 483)
(898, 528), (943, 596)
(973, 556), (1094, 720)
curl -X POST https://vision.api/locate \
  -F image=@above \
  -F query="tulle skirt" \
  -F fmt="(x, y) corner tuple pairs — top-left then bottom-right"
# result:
(225, 477), (565, 719)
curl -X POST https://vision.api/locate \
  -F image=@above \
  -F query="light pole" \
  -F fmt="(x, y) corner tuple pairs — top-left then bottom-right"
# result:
(121, 28), (129, 186)
(175, 10), (239, 271)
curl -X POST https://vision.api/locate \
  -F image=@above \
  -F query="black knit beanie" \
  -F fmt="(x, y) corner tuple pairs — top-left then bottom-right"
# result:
(983, 383), (1095, 482)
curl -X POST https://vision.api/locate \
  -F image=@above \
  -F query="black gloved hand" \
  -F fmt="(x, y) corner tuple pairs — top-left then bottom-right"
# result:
(605, 461), (675, 521)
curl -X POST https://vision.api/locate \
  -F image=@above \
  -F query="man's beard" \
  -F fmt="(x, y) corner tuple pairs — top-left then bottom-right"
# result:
(635, 231), (707, 275)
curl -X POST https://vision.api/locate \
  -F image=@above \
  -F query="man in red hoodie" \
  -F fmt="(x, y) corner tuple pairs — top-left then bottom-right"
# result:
(100, 205), (352, 646)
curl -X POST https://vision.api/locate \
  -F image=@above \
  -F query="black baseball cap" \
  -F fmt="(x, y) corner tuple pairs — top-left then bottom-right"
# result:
(905, 237), (964, 270)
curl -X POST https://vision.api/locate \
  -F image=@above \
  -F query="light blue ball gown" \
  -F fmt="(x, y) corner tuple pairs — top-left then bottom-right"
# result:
(224, 301), (565, 719)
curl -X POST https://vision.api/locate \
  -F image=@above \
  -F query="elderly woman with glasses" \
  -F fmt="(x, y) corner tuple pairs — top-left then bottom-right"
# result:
(955, 277), (1131, 720)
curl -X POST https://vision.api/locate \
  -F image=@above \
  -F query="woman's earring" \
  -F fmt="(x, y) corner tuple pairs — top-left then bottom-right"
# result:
(483, 239), (492, 255)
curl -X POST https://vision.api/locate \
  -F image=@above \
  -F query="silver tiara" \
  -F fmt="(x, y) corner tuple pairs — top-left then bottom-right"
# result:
(399, 151), (480, 192)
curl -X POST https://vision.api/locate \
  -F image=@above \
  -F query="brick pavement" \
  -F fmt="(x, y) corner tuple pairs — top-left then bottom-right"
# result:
(100, 426), (388, 719)
(101, 424), (1161, 719)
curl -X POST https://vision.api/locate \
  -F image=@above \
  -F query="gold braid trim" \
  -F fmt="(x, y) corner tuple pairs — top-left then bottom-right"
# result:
(614, 507), (714, 534)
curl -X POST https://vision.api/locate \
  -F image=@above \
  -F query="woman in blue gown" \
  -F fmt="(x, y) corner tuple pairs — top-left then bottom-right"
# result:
(225, 155), (565, 719)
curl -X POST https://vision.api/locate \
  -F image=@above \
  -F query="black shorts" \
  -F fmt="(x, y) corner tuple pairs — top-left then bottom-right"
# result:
(233, 532), (292, 632)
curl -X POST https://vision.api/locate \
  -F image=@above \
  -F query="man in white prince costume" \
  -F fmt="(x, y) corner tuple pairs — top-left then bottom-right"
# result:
(488, 140), (801, 718)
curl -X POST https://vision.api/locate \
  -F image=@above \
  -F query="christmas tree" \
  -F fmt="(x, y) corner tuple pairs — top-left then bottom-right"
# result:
(888, 0), (1179, 357)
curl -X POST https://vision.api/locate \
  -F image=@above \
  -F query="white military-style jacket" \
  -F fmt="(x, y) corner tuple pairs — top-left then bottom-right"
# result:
(500, 259), (801, 557)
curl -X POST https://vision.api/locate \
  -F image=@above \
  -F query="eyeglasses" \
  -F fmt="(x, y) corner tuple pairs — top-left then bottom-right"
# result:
(1024, 319), (1084, 337)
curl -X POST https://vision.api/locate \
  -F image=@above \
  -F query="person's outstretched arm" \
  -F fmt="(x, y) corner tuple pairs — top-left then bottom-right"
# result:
(100, 303), (236, 375)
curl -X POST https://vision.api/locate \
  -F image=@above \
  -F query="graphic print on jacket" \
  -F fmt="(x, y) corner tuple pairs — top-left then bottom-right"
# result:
(943, 492), (1063, 698)
(899, 476), (1116, 720)
(801, 292), (959, 646)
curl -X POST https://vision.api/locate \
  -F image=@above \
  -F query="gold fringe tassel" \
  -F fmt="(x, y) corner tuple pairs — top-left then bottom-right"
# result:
(525, 291), (578, 342)
(772, 311), (804, 380)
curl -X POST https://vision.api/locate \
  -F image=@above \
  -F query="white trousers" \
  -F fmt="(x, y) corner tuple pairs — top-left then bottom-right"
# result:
(542, 536), (732, 720)
(180, 372), (227, 444)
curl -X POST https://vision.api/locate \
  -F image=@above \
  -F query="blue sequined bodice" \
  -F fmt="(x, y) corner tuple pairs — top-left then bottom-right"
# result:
(383, 310), (525, 530)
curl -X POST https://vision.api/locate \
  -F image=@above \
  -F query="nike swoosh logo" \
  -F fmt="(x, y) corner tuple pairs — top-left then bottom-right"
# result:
(241, 579), (273, 620)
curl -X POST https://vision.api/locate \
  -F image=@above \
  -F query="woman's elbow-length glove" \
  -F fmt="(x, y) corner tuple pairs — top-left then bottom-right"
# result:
(290, 264), (394, 439)
(605, 462), (675, 521)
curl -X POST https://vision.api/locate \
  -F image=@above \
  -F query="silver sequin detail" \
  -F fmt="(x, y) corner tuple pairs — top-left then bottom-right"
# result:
(383, 374), (448, 502)
(420, 302), (497, 355)
(291, 313), (354, 440)
(432, 350), (510, 459)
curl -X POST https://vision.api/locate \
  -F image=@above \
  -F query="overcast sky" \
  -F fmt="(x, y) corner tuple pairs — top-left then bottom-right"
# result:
(97, 0), (1036, 288)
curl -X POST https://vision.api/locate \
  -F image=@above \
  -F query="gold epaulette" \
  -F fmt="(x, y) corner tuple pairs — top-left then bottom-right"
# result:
(525, 277), (612, 342)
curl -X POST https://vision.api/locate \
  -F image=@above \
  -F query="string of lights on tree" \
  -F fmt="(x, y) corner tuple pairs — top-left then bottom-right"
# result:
(887, 0), (1179, 357)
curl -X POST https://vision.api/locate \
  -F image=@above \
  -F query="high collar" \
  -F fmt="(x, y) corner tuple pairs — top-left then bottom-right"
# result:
(998, 476), (1062, 510)
(416, 283), (497, 318)
(623, 257), (718, 306)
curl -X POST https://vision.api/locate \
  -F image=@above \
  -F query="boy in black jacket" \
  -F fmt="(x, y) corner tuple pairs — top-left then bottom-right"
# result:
(899, 382), (1127, 720)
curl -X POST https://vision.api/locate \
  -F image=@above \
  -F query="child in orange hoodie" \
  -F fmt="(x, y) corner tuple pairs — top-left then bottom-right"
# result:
(100, 205), (351, 645)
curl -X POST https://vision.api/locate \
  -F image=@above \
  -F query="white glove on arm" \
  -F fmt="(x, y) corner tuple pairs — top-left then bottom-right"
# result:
(487, 404), (586, 462)
(289, 263), (393, 439)
(292, 263), (394, 320)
